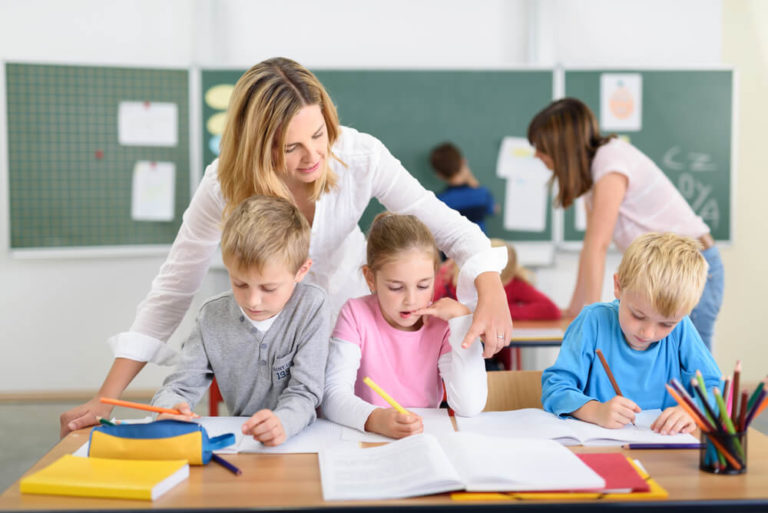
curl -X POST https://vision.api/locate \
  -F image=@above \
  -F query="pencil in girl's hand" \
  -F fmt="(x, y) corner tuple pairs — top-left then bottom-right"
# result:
(362, 377), (410, 415)
(99, 397), (199, 418)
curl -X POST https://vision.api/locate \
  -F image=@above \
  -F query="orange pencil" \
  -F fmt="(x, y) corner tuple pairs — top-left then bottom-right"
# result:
(99, 397), (198, 417)
(665, 385), (742, 470)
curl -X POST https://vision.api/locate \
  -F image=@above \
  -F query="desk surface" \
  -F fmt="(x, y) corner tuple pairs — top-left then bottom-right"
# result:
(508, 318), (572, 346)
(2, 427), (767, 511)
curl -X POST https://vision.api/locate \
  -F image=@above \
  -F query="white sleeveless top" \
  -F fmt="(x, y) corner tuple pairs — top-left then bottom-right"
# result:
(586, 138), (709, 252)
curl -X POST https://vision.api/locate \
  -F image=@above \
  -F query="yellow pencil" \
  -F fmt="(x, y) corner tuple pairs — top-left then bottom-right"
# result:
(363, 377), (410, 415)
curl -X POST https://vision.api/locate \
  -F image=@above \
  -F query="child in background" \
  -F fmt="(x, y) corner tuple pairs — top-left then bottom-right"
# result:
(434, 238), (561, 321)
(322, 213), (500, 439)
(430, 142), (497, 233)
(153, 195), (330, 446)
(541, 233), (721, 435)
(528, 98), (723, 350)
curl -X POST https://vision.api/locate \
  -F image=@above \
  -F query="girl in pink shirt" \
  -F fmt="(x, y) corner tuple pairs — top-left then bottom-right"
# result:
(322, 213), (500, 439)
(527, 98), (723, 350)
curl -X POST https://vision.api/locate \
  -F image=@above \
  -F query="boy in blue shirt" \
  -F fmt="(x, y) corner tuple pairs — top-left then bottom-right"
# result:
(542, 232), (721, 435)
(430, 142), (496, 233)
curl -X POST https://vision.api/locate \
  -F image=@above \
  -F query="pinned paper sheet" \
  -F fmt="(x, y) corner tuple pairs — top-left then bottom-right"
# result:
(131, 161), (175, 221)
(600, 73), (642, 132)
(496, 137), (550, 232)
(118, 102), (178, 146)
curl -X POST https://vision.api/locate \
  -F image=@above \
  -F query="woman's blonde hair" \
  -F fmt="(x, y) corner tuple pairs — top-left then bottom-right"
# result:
(366, 213), (440, 273)
(527, 98), (614, 209)
(616, 232), (707, 317)
(218, 57), (342, 218)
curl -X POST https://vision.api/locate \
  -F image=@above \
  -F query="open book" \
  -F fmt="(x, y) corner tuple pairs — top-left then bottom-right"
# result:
(455, 408), (698, 446)
(318, 432), (605, 500)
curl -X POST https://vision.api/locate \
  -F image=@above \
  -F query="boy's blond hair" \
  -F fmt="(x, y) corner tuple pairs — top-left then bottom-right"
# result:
(221, 195), (310, 273)
(616, 232), (708, 317)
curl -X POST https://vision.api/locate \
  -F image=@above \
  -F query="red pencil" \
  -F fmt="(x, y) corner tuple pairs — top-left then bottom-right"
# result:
(737, 390), (749, 432)
(731, 360), (742, 421)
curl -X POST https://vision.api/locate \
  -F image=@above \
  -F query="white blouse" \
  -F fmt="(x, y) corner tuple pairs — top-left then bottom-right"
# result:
(109, 126), (498, 364)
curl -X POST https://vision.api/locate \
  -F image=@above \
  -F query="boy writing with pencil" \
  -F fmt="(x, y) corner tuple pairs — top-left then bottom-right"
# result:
(541, 232), (721, 434)
(151, 195), (330, 446)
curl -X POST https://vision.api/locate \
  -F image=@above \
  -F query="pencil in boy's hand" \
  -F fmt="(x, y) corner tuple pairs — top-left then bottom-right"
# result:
(595, 349), (622, 396)
(595, 349), (636, 426)
(99, 397), (199, 418)
(362, 377), (410, 415)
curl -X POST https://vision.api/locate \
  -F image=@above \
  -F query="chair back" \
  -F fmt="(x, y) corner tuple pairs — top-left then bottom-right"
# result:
(484, 370), (543, 411)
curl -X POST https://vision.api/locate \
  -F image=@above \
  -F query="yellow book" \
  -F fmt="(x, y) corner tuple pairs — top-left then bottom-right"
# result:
(20, 455), (189, 501)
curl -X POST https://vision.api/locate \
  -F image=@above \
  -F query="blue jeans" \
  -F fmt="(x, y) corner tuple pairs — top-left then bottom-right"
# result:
(689, 246), (724, 351)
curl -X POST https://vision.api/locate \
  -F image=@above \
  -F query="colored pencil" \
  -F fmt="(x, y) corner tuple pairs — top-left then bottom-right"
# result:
(731, 361), (742, 421)
(99, 397), (199, 417)
(737, 390), (749, 432)
(669, 379), (708, 426)
(690, 379), (721, 431)
(665, 384), (742, 470)
(722, 377), (731, 418)
(211, 453), (242, 476)
(713, 387), (746, 462)
(362, 377), (409, 415)
(746, 379), (766, 412)
(96, 416), (118, 426)
(595, 349), (636, 426)
(622, 443), (704, 450)
(745, 389), (767, 428)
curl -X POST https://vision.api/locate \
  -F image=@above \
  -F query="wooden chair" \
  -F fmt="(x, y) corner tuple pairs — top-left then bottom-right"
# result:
(483, 370), (543, 411)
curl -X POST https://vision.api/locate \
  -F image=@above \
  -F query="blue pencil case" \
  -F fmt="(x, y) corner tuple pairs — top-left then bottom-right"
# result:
(88, 419), (235, 465)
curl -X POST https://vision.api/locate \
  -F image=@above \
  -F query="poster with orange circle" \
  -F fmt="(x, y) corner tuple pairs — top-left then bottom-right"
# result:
(600, 73), (642, 131)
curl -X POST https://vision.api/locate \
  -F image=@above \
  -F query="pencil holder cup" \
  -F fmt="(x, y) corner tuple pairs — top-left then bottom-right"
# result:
(699, 430), (747, 475)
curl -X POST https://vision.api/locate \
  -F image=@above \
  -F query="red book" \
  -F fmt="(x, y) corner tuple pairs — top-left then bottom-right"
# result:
(576, 453), (650, 493)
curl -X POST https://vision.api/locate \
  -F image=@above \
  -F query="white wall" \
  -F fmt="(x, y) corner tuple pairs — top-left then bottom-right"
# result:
(0, 0), (742, 394)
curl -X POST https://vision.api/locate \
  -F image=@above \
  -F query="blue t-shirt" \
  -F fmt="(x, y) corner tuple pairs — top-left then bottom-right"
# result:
(437, 185), (495, 233)
(541, 300), (721, 417)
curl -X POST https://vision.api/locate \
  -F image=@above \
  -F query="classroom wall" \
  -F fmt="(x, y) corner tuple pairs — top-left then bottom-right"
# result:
(0, 0), (748, 394)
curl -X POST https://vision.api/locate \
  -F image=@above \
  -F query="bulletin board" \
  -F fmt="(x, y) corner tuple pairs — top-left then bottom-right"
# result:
(5, 63), (190, 250)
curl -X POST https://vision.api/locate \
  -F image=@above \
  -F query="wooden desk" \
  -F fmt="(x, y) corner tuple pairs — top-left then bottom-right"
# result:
(2, 427), (767, 511)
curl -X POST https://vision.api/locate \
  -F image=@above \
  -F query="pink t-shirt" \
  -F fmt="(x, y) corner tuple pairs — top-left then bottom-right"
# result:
(587, 138), (710, 252)
(332, 294), (452, 409)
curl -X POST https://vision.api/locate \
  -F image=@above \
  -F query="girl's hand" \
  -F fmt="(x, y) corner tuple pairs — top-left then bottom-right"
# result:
(364, 408), (423, 439)
(461, 271), (513, 357)
(157, 402), (196, 422)
(242, 409), (286, 446)
(651, 406), (696, 435)
(413, 298), (470, 322)
(574, 397), (641, 429)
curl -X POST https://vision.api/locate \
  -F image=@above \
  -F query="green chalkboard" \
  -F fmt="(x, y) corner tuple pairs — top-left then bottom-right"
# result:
(6, 63), (190, 249)
(201, 68), (554, 242)
(562, 69), (733, 243)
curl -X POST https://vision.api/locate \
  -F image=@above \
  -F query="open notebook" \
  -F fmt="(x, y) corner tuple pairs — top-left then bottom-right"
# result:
(455, 408), (698, 446)
(319, 432), (604, 500)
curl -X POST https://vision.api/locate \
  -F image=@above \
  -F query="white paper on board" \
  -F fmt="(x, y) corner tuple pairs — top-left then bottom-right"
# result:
(118, 101), (178, 146)
(131, 161), (175, 221)
(600, 73), (642, 131)
(496, 137), (550, 232)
